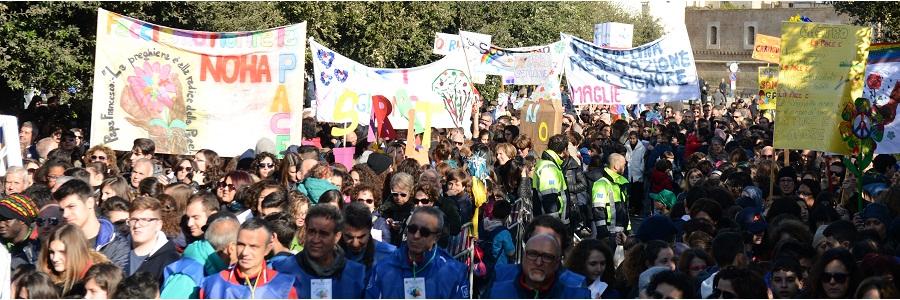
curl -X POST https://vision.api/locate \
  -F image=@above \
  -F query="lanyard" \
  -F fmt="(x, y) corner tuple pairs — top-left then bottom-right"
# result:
(411, 247), (437, 278)
(230, 264), (266, 299)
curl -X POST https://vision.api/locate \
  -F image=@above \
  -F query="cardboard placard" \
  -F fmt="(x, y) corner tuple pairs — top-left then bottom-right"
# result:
(519, 99), (563, 154)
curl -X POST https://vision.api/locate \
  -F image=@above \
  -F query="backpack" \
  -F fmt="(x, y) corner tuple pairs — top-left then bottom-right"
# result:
(473, 225), (506, 278)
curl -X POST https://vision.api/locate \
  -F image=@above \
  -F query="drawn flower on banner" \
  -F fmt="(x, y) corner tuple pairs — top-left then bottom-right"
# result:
(839, 97), (888, 155)
(127, 61), (177, 115)
(120, 60), (189, 154)
(645, 110), (663, 125)
(867, 73), (883, 90)
(432, 69), (476, 128)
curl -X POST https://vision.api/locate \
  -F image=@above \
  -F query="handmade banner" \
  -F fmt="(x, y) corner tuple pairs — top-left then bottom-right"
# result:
(310, 39), (476, 137)
(459, 30), (492, 84)
(519, 97), (563, 154)
(433, 32), (462, 56)
(752, 34), (781, 64)
(90, 9), (306, 156)
(561, 28), (700, 105)
(864, 43), (900, 154)
(773, 22), (871, 154)
(757, 66), (778, 110)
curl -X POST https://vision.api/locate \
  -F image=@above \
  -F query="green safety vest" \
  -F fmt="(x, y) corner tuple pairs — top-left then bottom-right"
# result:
(591, 167), (630, 231)
(532, 150), (567, 220)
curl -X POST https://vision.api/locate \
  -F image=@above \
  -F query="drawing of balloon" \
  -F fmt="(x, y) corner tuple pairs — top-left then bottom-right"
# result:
(432, 69), (476, 128)
(120, 60), (189, 154)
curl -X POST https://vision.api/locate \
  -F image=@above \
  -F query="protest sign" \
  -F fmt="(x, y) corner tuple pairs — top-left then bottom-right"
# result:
(864, 43), (900, 154)
(90, 9), (306, 156)
(511, 52), (554, 85)
(758, 66), (778, 110)
(310, 39), (477, 137)
(752, 34), (781, 64)
(332, 147), (355, 169)
(773, 22), (871, 154)
(433, 33), (462, 56)
(459, 30), (492, 84)
(561, 28), (700, 105)
(519, 95), (563, 154)
(594, 22), (634, 49)
(0, 115), (23, 176)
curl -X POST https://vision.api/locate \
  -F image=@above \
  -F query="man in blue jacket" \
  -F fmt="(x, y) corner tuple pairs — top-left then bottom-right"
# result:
(365, 207), (469, 299)
(341, 202), (396, 280)
(484, 234), (590, 298)
(273, 205), (367, 298)
(54, 179), (129, 268)
(160, 213), (239, 298)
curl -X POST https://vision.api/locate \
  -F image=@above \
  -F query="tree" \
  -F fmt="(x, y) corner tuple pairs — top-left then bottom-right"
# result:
(832, 1), (900, 43)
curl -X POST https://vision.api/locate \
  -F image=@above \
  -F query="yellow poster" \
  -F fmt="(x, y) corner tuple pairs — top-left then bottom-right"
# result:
(773, 22), (871, 154)
(757, 66), (778, 110)
(752, 34), (781, 64)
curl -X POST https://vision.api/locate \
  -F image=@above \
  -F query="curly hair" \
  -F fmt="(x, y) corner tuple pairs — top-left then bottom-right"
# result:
(252, 152), (280, 181)
(85, 145), (120, 176)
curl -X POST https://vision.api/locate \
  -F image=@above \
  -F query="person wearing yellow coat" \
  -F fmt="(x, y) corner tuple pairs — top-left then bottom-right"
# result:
(591, 153), (631, 239)
(532, 134), (570, 223)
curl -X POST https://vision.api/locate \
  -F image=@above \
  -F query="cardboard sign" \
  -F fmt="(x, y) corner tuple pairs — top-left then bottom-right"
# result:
(773, 22), (871, 154)
(332, 146), (355, 169)
(752, 34), (781, 64)
(90, 9), (306, 156)
(757, 66), (778, 110)
(519, 98), (563, 154)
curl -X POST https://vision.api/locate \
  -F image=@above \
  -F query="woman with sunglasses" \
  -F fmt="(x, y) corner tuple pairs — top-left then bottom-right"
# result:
(413, 182), (461, 248)
(215, 171), (254, 221)
(38, 224), (110, 297)
(350, 184), (390, 243)
(381, 172), (415, 246)
(806, 248), (859, 299)
(84, 145), (119, 177)
(173, 157), (199, 186)
(252, 152), (279, 181)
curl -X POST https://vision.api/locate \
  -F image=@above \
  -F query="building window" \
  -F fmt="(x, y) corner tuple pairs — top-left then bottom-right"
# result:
(707, 22), (721, 49)
(743, 22), (759, 49)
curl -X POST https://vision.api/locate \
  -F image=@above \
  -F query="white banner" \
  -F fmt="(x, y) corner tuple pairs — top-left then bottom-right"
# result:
(561, 28), (700, 105)
(310, 39), (476, 136)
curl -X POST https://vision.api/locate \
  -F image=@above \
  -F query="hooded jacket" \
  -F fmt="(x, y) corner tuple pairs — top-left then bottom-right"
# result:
(8, 226), (40, 270)
(484, 264), (590, 299)
(95, 218), (130, 268)
(364, 245), (470, 299)
(272, 248), (367, 299)
(127, 231), (181, 281)
(296, 177), (338, 204)
(160, 240), (229, 299)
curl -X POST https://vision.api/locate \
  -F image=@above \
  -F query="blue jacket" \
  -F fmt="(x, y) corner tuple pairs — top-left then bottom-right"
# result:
(485, 264), (591, 299)
(346, 240), (397, 280)
(160, 240), (229, 299)
(493, 263), (586, 288)
(95, 218), (130, 268)
(365, 245), (469, 299)
(199, 268), (297, 299)
(267, 251), (294, 268)
(272, 251), (367, 299)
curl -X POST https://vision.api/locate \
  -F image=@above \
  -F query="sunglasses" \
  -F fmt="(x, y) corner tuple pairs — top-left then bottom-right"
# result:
(710, 289), (737, 299)
(413, 198), (432, 205)
(217, 182), (236, 191)
(391, 192), (408, 198)
(406, 223), (438, 237)
(257, 163), (275, 169)
(357, 198), (375, 205)
(90, 155), (108, 161)
(177, 166), (193, 172)
(821, 272), (849, 284)
(454, 142), (464, 146)
(35, 217), (60, 226)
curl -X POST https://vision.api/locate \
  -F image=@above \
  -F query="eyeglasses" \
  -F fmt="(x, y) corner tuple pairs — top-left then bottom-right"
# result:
(821, 272), (849, 284)
(406, 223), (439, 238)
(90, 155), (108, 161)
(257, 163), (275, 169)
(760, 154), (773, 159)
(525, 250), (558, 264)
(413, 198), (432, 205)
(217, 182), (236, 191)
(126, 217), (160, 227)
(710, 289), (737, 299)
(177, 166), (193, 172)
(799, 191), (813, 196)
(391, 192), (408, 198)
(357, 198), (375, 205)
(35, 217), (59, 226)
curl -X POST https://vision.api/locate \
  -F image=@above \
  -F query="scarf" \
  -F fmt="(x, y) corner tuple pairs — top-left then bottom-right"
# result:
(297, 246), (347, 277)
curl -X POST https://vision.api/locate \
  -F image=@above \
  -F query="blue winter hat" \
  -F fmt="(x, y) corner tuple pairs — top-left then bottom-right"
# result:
(861, 202), (892, 225)
(635, 215), (677, 243)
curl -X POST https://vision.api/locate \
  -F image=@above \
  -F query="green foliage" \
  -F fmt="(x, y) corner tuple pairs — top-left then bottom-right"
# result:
(0, 1), (662, 117)
(832, 1), (900, 43)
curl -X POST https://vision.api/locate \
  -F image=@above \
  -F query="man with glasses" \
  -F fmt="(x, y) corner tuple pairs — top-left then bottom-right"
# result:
(365, 207), (469, 298)
(0, 194), (40, 269)
(274, 205), (366, 298)
(340, 202), (396, 281)
(53, 179), (130, 268)
(125, 196), (180, 279)
(484, 234), (589, 298)
(4, 166), (32, 195)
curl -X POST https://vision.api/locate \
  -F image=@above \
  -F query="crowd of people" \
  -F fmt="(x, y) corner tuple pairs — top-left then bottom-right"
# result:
(2, 94), (900, 299)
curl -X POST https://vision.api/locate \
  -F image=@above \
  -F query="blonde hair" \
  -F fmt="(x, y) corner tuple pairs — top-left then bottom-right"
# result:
(39, 224), (107, 294)
(494, 143), (516, 161)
